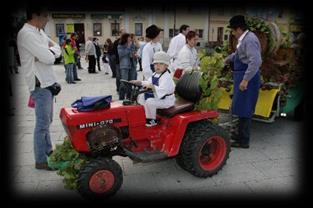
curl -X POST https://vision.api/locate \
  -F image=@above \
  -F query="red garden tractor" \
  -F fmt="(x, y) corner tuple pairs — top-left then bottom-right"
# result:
(59, 71), (231, 199)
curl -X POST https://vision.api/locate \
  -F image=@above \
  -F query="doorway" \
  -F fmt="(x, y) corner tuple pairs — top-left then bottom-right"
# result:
(74, 23), (85, 44)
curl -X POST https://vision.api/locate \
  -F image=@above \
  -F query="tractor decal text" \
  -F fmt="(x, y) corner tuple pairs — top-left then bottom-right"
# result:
(77, 118), (122, 129)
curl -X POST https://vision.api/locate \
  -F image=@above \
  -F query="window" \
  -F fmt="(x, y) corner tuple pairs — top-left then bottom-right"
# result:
(135, 23), (143, 36)
(195, 29), (203, 38)
(55, 24), (65, 36)
(224, 34), (228, 41)
(93, 23), (102, 36)
(66, 24), (74, 34)
(169, 29), (179, 38)
(111, 22), (120, 36)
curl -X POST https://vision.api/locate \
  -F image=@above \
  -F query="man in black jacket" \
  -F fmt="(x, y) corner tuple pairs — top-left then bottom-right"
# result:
(93, 37), (102, 71)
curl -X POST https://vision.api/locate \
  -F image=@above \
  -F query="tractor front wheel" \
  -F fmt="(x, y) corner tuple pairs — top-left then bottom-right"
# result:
(176, 120), (231, 178)
(77, 158), (123, 199)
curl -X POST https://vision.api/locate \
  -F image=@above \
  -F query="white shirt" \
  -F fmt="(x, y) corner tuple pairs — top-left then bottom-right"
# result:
(142, 71), (175, 101)
(142, 41), (163, 80)
(167, 33), (186, 60)
(236, 30), (249, 49)
(17, 23), (61, 92)
(174, 44), (199, 72)
(85, 40), (96, 56)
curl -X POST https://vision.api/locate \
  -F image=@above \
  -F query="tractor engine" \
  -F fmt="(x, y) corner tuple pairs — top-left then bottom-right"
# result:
(87, 125), (122, 155)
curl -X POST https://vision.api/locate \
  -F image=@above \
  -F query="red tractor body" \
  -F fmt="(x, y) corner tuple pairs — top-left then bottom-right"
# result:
(58, 75), (230, 199)
(60, 100), (219, 157)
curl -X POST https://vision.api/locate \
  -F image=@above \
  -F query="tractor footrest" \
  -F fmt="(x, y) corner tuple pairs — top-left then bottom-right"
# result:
(123, 148), (168, 163)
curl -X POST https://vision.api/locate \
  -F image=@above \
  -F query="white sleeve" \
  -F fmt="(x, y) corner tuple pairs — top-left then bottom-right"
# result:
(43, 33), (61, 58)
(85, 42), (91, 54)
(20, 32), (56, 65)
(167, 37), (177, 59)
(142, 45), (153, 80)
(177, 48), (193, 71)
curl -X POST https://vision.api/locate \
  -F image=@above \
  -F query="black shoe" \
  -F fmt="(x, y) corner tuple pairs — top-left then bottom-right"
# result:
(74, 78), (81, 81)
(231, 141), (249, 149)
(70, 81), (76, 84)
(35, 162), (55, 171)
(145, 119), (159, 127)
(105, 72), (109, 75)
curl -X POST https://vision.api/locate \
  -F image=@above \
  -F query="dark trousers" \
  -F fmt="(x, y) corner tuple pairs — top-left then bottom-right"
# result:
(74, 53), (82, 69)
(88, 55), (96, 73)
(119, 67), (137, 100)
(108, 54), (116, 77)
(96, 56), (101, 71)
(138, 58), (143, 71)
(238, 117), (251, 145)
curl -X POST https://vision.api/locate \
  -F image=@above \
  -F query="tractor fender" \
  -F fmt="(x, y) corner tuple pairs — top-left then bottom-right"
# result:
(162, 110), (219, 157)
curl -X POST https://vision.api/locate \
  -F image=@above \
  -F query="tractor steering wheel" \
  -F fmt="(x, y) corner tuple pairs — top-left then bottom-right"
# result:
(119, 79), (152, 103)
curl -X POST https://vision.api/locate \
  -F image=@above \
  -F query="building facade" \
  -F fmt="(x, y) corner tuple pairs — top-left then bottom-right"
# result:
(44, 7), (295, 49)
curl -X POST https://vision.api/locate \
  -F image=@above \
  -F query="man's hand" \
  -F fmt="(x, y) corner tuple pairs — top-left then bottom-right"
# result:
(239, 79), (248, 91)
(129, 80), (142, 86)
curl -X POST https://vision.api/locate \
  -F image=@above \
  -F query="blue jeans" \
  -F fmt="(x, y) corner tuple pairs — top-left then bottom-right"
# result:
(119, 67), (137, 100)
(73, 62), (78, 79)
(65, 63), (74, 83)
(31, 87), (54, 163)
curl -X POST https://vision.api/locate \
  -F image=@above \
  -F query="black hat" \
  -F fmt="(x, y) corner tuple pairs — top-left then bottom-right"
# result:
(228, 15), (247, 29)
(145, 24), (161, 39)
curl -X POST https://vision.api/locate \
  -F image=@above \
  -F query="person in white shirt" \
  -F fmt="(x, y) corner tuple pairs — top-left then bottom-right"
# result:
(131, 51), (175, 127)
(173, 30), (199, 78)
(17, 6), (61, 170)
(142, 24), (163, 80)
(85, 37), (97, 73)
(167, 24), (190, 72)
(137, 36), (149, 71)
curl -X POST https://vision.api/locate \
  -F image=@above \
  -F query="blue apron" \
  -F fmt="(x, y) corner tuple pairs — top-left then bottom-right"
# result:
(231, 53), (260, 118)
(144, 70), (169, 100)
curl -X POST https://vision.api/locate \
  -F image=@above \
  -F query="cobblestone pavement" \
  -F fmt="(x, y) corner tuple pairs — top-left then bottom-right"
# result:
(8, 59), (303, 201)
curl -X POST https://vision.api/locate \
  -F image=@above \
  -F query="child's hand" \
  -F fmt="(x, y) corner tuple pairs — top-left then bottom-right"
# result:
(142, 82), (153, 89)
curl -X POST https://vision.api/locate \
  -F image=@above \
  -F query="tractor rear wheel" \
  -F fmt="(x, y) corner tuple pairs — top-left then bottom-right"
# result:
(176, 120), (230, 178)
(77, 158), (123, 199)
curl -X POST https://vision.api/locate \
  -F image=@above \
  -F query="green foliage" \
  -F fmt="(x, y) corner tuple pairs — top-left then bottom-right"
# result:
(246, 16), (274, 56)
(195, 52), (224, 111)
(280, 31), (292, 48)
(49, 137), (89, 190)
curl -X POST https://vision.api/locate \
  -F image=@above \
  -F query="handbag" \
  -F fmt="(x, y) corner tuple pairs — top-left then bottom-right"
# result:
(71, 95), (112, 112)
(28, 95), (35, 108)
(173, 68), (183, 79)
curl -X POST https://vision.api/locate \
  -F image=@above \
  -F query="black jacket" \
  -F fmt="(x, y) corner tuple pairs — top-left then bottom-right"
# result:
(113, 38), (120, 64)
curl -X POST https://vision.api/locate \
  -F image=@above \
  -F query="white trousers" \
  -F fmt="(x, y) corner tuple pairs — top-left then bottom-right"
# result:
(138, 94), (175, 119)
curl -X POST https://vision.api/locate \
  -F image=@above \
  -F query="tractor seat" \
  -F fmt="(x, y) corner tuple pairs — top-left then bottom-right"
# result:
(157, 98), (194, 118)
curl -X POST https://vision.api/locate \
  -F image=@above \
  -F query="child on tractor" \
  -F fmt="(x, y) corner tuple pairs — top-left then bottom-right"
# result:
(130, 51), (175, 127)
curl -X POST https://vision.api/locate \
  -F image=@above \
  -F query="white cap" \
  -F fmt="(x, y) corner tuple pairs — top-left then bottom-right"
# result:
(152, 51), (170, 66)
